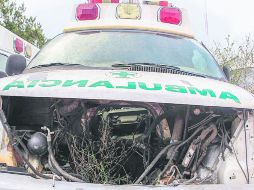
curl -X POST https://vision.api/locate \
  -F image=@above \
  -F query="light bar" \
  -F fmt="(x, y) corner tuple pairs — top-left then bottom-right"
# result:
(117, 3), (141, 19)
(76, 3), (99, 21)
(159, 7), (182, 25)
(13, 38), (24, 53)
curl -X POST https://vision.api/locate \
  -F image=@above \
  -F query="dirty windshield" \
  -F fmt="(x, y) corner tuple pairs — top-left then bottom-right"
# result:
(28, 31), (224, 79)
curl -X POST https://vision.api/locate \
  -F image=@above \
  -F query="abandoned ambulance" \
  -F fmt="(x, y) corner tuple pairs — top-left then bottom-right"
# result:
(0, 1), (253, 189)
(0, 25), (39, 75)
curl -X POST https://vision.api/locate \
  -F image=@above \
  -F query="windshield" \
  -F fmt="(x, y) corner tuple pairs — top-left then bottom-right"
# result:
(28, 31), (224, 79)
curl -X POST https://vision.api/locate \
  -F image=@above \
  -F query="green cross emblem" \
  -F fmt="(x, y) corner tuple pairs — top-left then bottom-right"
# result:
(110, 71), (138, 78)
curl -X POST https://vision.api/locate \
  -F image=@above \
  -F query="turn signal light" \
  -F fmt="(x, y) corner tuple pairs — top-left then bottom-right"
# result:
(159, 7), (182, 25)
(76, 4), (99, 21)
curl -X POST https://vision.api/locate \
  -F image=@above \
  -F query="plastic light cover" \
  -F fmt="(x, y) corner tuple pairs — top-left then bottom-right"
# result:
(143, 0), (169, 6)
(76, 3), (99, 21)
(13, 38), (24, 53)
(25, 44), (32, 58)
(117, 4), (141, 19)
(90, 0), (103, 3)
(159, 1), (168, 6)
(90, 0), (119, 3)
(159, 7), (182, 25)
(111, 0), (119, 3)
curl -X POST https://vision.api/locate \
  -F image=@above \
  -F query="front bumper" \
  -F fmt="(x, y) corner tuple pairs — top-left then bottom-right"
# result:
(0, 173), (253, 190)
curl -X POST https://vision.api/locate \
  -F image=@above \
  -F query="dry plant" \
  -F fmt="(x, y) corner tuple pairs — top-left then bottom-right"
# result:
(66, 118), (142, 184)
(212, 35), (254, 91)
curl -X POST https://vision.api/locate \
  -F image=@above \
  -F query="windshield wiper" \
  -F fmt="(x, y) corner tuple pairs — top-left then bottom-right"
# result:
(29, 63), (83, 69)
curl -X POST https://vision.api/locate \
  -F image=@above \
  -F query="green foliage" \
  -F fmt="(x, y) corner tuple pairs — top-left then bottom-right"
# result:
(0, 0), (46, 48)
(212, 35), (254, 91)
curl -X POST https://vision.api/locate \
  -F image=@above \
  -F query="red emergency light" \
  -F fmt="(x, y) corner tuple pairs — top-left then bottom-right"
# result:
(13, 38), (24, 53)
(76, 3), (99, 21)
(90, 0), (119, 3)
(159, 7), (182, 25)
(159, 1), (169, 6)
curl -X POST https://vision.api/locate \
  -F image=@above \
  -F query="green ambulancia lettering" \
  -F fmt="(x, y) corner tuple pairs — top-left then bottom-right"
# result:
(116, 82), (137, 89)
(219, 91), (240, 103)
(89, 81), (114, 88)
(139, 82), (162, 91)
(188, 87), (216, 98)
(1, 79), (241, 105)
(3, 80), (25, 91)
(165, 85), (188, 93)
(27, 80), (40, 88)
(39, 80), (62, 87)
(63, 80), (88, 87)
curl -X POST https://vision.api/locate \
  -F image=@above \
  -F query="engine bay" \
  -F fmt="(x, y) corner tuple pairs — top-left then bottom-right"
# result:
(0, 97), (252, 185)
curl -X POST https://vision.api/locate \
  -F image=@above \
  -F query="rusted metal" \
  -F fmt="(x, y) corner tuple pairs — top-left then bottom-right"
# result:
(0, 134), (17, 167)
(172, 114), (185, 142)
(182, 124), (218, 169)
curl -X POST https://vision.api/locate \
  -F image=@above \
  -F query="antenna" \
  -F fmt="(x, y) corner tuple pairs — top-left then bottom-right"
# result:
(204, 0), (209, 42)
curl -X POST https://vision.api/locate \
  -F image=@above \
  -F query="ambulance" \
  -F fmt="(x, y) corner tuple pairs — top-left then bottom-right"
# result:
(0, 25), (39, 74)
(0, 1), (253, 189)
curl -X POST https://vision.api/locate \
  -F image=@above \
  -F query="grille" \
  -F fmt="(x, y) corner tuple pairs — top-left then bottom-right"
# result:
(126, 65), (205, 78)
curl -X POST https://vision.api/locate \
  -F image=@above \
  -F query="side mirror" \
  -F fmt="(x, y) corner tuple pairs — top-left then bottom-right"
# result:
(0, 71), (7, 78)
(6, 54), (26, 76)
(222, 66), (230, 81)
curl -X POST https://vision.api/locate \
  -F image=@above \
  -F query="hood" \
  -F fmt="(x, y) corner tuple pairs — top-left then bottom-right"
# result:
(0, 69), (253, 109)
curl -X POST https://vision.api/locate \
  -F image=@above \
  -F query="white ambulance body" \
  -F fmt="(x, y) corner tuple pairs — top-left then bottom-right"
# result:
(0, 25), (39, 73)
(0, 1), (253, 190)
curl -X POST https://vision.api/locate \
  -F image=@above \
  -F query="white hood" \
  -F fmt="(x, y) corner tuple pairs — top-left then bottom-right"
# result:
(0, 69), (253, 109)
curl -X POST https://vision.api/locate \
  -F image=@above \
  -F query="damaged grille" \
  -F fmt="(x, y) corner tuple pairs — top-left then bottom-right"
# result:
(2, 97), (240, 185)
